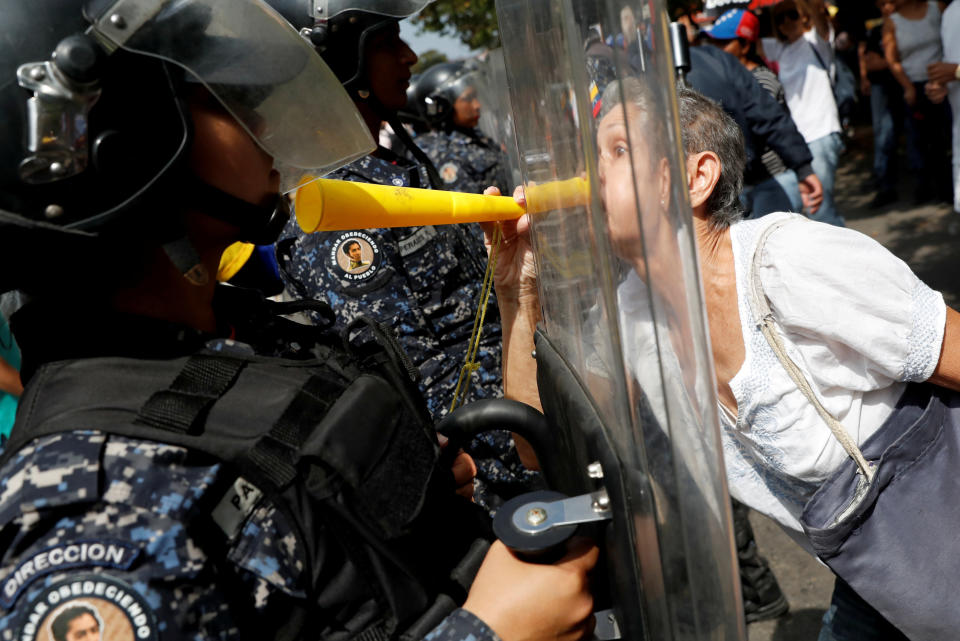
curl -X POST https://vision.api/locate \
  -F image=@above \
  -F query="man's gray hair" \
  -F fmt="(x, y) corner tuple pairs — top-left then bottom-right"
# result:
(676, 86), (746, 229)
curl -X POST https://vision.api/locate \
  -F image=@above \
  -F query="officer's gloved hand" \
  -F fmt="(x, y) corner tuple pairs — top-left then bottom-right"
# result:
(463, 538), (599, 641)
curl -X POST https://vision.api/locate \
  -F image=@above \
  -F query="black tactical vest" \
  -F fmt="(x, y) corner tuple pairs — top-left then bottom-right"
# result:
(1, 303), (492, 641)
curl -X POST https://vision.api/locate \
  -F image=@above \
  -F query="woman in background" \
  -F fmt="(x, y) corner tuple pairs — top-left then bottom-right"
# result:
(884, 0), (953, 204)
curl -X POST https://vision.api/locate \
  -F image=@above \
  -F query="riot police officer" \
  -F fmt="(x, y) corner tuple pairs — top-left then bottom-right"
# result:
(0, 1), (597, 639)
(270, 0), (537, 511)
(413, 61), (511, 196)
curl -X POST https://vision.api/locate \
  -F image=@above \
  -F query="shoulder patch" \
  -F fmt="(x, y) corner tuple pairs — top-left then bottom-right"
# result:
(439, 162), (459, 184)
(1, 541), (140, 609)
(16, 573), (157, 641)
(331, 232), (382, 282)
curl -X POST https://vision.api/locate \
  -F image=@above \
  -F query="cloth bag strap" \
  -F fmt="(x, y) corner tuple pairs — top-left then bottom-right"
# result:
(748, 218), (875, 482)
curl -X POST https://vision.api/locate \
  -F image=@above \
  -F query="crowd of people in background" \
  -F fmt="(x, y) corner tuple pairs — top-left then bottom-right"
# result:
(671, 0), (958, 221)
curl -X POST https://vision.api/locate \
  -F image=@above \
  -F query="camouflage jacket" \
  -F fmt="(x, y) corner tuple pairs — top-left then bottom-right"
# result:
(275, 149), (538, 512)
(0, 289), (500, 641)
(414, 128), (509, 196)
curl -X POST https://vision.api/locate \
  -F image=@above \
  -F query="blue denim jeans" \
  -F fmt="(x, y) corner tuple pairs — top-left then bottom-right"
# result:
(807, 132), (845, 227)
(741, 173), (796, 218)
(817, 578), (908, 641)
(869, 83), (898, 186)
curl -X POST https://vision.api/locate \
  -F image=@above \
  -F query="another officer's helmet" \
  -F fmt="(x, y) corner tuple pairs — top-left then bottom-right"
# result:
(415, 61), (477, 126)
(269, 0), (432, 91)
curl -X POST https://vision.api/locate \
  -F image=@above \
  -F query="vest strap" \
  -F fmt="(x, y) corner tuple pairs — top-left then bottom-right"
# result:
(135, 354), (246, 433)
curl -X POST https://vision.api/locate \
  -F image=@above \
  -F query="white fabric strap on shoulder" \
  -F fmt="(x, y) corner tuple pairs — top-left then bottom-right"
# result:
(748, 216), (876, 482)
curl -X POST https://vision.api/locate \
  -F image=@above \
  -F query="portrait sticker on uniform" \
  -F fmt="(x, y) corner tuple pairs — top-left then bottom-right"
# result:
(16, 574), (157, 641)
(331, 233), (381, 281)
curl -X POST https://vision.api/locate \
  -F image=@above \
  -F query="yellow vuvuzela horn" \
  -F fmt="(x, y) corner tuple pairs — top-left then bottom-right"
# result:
(294, 176), (589, 233)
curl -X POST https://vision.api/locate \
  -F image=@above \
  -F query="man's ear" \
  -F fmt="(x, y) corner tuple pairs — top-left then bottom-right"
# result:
(686, 151), (721, 211)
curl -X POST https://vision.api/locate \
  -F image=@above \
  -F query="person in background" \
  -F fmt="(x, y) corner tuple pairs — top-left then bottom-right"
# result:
(685, 42), (823, 218)
(884, 0), (952, 204)
(761, 0), (845, 227)
(924, 0), (960, 224)
(702, 8), (805, 215)
(860, 0), (904, 208)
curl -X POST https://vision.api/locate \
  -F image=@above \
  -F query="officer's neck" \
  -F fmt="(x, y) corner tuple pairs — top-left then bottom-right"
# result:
(109, 213), (234, 334)
(356, 99), (384, 143)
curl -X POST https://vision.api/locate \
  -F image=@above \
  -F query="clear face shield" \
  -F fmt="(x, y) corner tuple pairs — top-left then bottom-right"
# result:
(84, 0), (376, 193)
(495, 0), (743, 637)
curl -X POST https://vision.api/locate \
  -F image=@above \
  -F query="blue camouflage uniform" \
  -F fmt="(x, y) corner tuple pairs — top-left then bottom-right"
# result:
(275, 147), (537, 511)
(0, 288), (501, 641)
(414, 128), (509, 197)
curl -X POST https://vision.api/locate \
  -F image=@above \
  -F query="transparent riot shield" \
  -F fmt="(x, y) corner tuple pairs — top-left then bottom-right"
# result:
(494, 0), (745, 638)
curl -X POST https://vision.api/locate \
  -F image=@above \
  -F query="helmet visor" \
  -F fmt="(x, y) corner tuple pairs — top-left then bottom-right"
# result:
(318, 0), (433, 20)
(85, 0), (375, 192)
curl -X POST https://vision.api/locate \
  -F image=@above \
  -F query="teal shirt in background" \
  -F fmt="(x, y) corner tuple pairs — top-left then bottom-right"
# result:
(0, 315), (20, 440)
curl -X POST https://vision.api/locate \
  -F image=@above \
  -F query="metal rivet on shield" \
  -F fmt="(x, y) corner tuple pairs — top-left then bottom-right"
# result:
(44, 204), (64, 219)
(587, 462), (604, 479)
(49, 161), (66, 176)
(526, 507), (548, 526)
(29, 66), (46, 81)
(109, 13), (127, 29)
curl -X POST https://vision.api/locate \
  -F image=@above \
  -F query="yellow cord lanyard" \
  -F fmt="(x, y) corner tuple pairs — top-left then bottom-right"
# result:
(449, 223), (504, 413)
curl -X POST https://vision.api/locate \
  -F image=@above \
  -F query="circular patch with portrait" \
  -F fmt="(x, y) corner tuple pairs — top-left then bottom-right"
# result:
(330, 232), (381, 282)
(16, 574), (157, 641)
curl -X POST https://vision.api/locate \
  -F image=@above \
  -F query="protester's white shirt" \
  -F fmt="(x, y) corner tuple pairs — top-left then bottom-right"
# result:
(762, 30), (841, 143)
(721, 212), (945, 546)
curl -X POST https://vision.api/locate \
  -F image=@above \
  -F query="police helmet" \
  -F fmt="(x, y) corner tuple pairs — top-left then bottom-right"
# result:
(415, 61), (478, 126)
(269, 0), (432, 93)
(0, 0), (373, 291)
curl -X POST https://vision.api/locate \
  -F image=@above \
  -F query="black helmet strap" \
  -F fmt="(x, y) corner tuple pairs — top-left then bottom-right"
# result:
(183, 175), (291, 246)
(162, 176), (290, 286)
